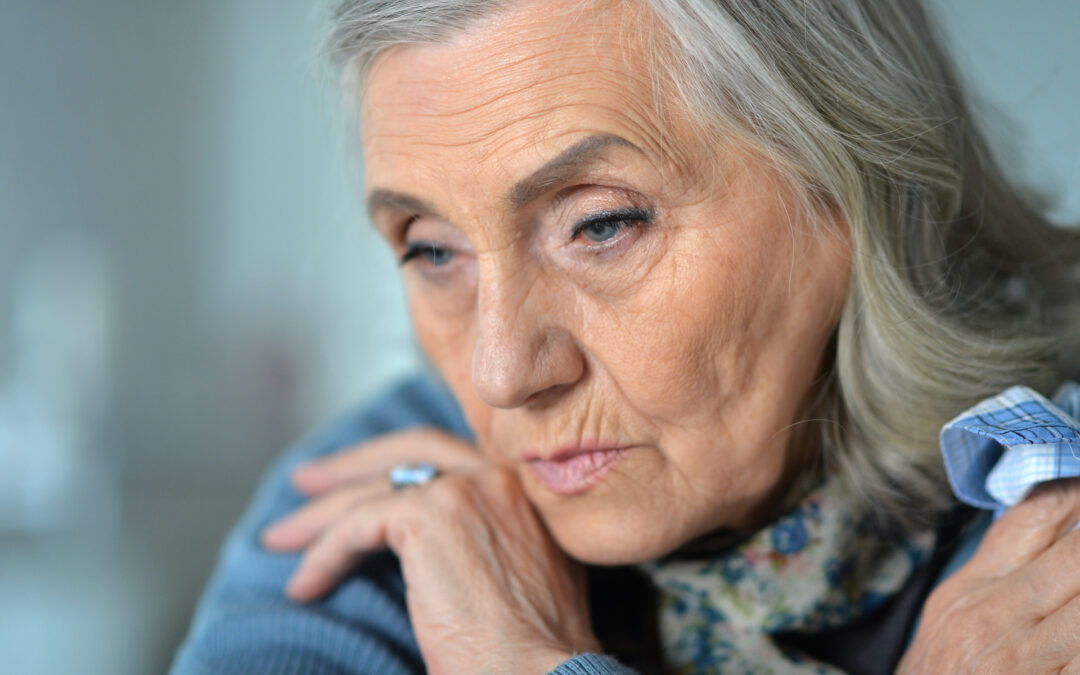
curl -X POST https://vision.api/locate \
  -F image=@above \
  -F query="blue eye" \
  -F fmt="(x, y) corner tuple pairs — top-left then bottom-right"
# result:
(580, 219), (628, 243)
(572, 208), (653, 245)
(400, 241), (454, 267)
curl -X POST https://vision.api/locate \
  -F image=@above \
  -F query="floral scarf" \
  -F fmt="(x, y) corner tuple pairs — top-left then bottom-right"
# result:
(641, 478), (936, 674)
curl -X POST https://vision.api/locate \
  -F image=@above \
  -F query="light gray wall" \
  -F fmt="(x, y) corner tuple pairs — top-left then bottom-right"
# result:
(0, 1), (1076, 673)
(928, 0), (1080, 225)
(0, 2), (416, 673)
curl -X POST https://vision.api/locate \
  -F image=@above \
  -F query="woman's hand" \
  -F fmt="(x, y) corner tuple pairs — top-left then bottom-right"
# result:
(261, 428), (602, 675)
(899, 478), (1080, 674)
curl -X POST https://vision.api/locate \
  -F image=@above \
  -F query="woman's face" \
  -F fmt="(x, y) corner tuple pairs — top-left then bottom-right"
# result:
(361, 0), (851, 564)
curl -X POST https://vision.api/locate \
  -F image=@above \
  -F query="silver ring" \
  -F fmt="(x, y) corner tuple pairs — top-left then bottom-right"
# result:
(388, 462), (440, 490)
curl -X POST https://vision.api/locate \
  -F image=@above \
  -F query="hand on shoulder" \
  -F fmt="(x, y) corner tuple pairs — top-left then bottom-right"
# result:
(900, 478), (1080, 673)
(262, 427), (601, 675)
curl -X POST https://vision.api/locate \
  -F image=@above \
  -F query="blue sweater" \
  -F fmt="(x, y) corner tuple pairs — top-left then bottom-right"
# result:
(171, 376), (634, 674)
(171, 375), (987, 674)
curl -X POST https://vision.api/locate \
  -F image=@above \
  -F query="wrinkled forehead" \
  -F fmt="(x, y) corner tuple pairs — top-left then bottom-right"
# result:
(358, 0), (689, 190)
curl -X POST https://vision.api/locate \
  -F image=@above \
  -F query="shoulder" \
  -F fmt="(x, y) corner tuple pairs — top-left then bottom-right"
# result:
(295, 373), (472, 462)
(170, 374), (468, 675)
(931, 509), (993, 588)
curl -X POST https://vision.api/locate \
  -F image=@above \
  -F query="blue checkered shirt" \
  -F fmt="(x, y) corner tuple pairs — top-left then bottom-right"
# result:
(941, 381), (1080, 514)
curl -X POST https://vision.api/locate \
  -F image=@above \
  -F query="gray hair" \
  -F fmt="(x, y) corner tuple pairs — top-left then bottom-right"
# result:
(325, 0), (1080, 531)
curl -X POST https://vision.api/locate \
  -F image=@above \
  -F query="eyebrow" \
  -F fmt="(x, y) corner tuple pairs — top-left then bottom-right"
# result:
(508, 133), (644, 207)
(365, 133), (644, 222)
(366, 190), (444, 223)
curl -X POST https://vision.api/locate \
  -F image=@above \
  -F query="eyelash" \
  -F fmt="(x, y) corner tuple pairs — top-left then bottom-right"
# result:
(397, 206), (655, 268)
(570, 207), (654, 246)
(399, 240), (450, 267)
(397, 214), (448, 267)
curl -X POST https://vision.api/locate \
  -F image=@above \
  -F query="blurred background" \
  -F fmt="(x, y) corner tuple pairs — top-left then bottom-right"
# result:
(0, 1), (1077, 673)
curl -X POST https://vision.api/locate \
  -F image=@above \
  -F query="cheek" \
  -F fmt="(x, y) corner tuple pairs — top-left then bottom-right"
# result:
(587, 234), (778, 420)
(410, 285), (471, 381)
(408, 289), (498, 438)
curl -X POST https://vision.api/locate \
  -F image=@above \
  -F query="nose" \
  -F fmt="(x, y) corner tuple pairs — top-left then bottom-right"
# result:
(471, 273), (584, 409)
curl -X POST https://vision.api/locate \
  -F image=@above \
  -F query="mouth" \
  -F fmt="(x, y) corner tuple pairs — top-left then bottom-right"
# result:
(524, 443), (630, 496)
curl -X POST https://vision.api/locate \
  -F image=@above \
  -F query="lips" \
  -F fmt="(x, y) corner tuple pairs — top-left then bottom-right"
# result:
(525, 444), (629, 496)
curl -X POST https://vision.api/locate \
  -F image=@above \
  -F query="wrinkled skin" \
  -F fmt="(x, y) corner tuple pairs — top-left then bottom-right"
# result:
(260, 0), (1080, 672)
(358, 0), (849, 568)
(898, 480), (1080, 674)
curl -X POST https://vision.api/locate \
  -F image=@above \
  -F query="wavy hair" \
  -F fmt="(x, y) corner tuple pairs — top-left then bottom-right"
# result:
(325, 0), (1080, 531)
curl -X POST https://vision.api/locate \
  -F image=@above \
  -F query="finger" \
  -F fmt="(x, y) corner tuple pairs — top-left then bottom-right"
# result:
(291, 428), (481, 495)
(1031, 586), (1080, 668)
(1063, 651), (1080, 675)
(286, 492), (399, 601)
(1002, 525), (1080, 619)
(290, 436), (412, 494)
(261, 481), (386, 551)
(962, 477), (1080, 579)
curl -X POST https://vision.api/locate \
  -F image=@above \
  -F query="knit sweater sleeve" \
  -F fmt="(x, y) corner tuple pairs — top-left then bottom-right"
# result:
(551, 654), (640, 674)
(170, 375), (641, 675)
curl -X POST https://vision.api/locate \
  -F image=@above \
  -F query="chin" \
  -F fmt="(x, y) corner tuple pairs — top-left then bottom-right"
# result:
(535, 499), (697, 566)
(516, 454), (733, 565)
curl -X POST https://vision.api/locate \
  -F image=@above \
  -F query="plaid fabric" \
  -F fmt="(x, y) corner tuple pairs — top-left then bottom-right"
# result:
(940, 381), (1080, 512)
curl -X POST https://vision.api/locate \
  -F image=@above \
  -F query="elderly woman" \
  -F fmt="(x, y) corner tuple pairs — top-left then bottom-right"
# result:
(174, 0), (1080, 672)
